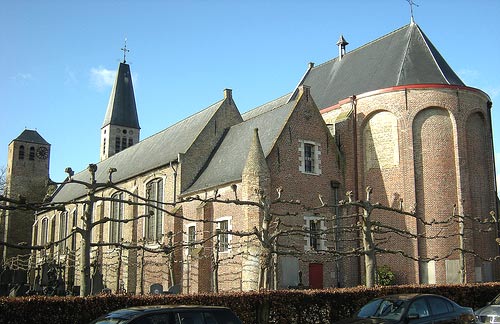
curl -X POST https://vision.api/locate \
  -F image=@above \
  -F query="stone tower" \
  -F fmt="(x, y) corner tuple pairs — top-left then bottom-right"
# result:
(100, 62), (140, 161)
(1, 130), (50, 262)
(241, 128), (271, 291)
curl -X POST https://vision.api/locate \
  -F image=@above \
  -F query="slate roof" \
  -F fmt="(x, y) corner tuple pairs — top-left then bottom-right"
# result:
(303, 22), (465, 110)
(184, 99), (296, 195)
(13, 129), (50, 145)
(102, 63), (140, 129)
(52, 100), (225, 202)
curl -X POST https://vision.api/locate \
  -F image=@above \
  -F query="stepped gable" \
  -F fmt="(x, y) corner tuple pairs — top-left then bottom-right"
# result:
(52, 100), (225, 202)
(303, 22), (465, 110)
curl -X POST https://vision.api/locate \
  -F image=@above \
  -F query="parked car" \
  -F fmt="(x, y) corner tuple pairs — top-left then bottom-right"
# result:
(475, 293), (500, 323)
(334, 293), (476, 324)
(89, 305), (242, 324)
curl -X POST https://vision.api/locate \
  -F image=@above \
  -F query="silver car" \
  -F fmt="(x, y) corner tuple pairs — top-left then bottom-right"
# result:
(476, 294), (500, 324)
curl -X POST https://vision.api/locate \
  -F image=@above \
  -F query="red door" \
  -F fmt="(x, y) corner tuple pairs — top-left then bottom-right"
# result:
(309, 263), (323, 289)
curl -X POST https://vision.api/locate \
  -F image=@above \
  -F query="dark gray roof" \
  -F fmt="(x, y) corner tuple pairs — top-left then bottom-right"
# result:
(241, 93), (290, 121)
(303, 22), (465, 109)
(102, 63), (140, 129)
(184, 100), (296, 195)
(52, 100), (225, 202)
(13, 129), (50, 145)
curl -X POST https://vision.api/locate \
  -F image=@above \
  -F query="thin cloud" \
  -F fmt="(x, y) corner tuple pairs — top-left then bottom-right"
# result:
(11, 73), (34, 81)
(90, 66), (116, 90)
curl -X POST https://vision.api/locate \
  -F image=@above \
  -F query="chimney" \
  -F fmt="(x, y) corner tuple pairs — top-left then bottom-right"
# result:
(224, 88), (232, 101)
(337, 35), (349, 60)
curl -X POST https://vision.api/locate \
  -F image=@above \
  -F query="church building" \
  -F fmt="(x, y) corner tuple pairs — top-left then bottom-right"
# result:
(3, 20), (498, 294)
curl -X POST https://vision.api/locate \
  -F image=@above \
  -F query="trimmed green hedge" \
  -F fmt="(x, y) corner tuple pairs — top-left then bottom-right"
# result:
(1, 283), (499, 324)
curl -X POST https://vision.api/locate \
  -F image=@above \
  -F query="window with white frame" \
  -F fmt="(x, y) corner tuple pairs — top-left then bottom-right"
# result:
(110, 192), (124, 243)
(58, 211), (68, 253)
(299, 140), (321, 175)
(304, 215), (326, 252)
(216, 217), (232, 253)
(145, 178), (164, 242)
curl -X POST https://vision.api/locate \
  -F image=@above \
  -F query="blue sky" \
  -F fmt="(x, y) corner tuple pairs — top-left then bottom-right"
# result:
(1, 1), (499, 190)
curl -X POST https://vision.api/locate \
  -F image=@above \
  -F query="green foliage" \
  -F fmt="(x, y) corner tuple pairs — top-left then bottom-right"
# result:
(376, 265), (396, 286)
(1, 283), (499, 324)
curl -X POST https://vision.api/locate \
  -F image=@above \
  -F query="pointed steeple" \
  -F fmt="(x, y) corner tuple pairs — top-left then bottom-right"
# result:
(100, 62), (140, 160)
(102, 62), (140, 129)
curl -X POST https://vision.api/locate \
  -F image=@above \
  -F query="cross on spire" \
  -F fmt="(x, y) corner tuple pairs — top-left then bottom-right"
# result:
(121, 38), (130, 63)
(406, 0), (419, 22)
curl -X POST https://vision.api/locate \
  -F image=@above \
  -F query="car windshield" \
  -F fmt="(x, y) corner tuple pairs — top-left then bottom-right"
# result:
(357, 298), (407, 321)
(491, 295), (500, 305)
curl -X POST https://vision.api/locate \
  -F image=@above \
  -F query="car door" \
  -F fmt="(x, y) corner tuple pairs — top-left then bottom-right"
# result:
(407, 297), (433, 324)
(427, 296), (458, 324)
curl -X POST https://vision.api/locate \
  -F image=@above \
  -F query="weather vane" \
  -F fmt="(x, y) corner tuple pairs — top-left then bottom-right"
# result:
(121, 38), (130, 63)
(406, 0), (419, 22)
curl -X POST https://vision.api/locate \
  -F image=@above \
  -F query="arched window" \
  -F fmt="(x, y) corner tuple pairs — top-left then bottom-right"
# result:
(58, 212), (68, 253)
(41, 218), (49, 246)
(19, 145), (25, 160)
(29, 147), (35, 160)
(110, 192), (124, 243)
(145, 178), (164, 241)
(71, 209), (78, 251)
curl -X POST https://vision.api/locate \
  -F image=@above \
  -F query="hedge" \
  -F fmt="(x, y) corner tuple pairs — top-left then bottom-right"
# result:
(1, 283), (499, 324)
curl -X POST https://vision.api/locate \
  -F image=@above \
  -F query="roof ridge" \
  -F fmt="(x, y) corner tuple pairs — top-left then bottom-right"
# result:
(137, 98), (225, 144)
(396, 23), (415, 85)
(415, 24), (452, 85)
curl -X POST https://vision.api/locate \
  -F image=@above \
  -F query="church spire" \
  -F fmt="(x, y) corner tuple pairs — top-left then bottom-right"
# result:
(100, 48), (140, 161)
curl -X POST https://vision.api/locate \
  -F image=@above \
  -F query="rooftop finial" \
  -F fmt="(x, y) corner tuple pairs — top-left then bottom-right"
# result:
(406, 0), (419, 23)
(121, 38), (130, 63)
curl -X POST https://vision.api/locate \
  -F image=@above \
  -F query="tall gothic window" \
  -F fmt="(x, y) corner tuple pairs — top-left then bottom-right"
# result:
(145, 178), (164, 242)
(41, 218), (49, 246)
(110, 192), (124, 243)
(121, 137), (127, 150)
(71, 209), (78, 251)
(58, 211), (68, 253)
